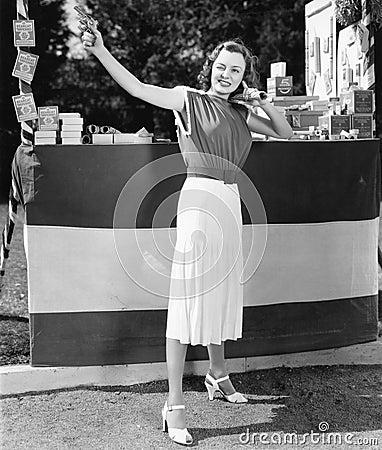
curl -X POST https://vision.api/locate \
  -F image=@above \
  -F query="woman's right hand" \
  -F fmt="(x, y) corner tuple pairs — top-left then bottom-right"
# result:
(79, 21), (104, 55)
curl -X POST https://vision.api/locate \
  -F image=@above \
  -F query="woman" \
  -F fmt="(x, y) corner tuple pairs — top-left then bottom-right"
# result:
(80, 22), (292, 446)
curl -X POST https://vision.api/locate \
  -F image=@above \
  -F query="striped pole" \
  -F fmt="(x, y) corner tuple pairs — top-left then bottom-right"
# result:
(17, 0), (35, 145)
(1, 0), (33, 289)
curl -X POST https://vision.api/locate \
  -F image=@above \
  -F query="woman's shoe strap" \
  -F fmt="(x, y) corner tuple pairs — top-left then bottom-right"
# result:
(215, 375), (230, 384)
(167, 404), (185, 411)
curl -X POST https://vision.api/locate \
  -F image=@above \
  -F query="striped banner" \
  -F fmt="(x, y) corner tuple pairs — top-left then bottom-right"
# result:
(14, 141), (380, 366)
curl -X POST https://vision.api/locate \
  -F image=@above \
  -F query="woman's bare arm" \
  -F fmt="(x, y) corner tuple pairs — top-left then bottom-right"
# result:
(81, 24), (185, 112)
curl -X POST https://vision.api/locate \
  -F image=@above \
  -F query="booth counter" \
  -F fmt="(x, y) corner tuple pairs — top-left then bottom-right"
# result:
(12, 139), (380, 366)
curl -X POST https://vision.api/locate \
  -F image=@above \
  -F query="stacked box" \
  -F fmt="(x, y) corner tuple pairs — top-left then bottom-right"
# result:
(339, 90), (373, 114)
(286, 111), (323, 130)
(271, 95), (319, 107)
(34, 130), (57, 145)
(318, 115), (351, 135)
(267, 76), (293, 97)
(60, 113), (83, 144)
(351, 114), (374, 138)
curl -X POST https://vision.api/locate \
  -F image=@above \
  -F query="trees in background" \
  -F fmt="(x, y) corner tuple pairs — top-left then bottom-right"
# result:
(0, 0), (330, 198)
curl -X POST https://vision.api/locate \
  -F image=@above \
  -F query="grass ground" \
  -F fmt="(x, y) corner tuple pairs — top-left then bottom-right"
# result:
(0, 203), (29, 365)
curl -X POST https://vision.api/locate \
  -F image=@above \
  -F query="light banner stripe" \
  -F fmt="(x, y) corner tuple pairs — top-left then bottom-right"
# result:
(26, 218), (379, 314)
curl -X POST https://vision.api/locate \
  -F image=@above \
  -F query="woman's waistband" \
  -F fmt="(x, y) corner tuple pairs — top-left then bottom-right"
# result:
(186, 167), (238, 184)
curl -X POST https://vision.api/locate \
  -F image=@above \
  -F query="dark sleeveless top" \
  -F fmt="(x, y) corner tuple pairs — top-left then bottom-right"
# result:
(173, 87), (253, 184)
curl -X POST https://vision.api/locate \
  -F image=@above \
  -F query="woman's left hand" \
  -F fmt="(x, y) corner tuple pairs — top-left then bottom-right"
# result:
(241, 82), (268, 106)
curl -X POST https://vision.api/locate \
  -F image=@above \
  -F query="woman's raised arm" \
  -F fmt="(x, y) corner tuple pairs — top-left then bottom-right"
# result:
(81, 23), (185, 112)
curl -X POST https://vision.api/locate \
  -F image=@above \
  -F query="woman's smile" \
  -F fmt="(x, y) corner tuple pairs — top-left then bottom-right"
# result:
(208, 49), (246, 98)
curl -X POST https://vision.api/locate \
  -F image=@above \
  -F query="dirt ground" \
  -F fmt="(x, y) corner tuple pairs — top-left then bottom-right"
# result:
(1, 365), (381, 449)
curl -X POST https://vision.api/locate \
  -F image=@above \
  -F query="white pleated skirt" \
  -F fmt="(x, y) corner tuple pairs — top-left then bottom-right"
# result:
(166, 176), (243, 346)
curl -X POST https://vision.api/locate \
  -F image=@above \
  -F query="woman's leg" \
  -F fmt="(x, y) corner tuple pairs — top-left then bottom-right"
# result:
(206, 342), (236, 395)
(166, 337), (188, 428)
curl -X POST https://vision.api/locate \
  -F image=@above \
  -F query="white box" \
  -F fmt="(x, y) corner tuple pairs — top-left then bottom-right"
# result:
(61, 117), (83, 125)
(270, 62), (286, 77)
(60, 131), (82, 138)
(92, 134), (113, 144)
(59, 112), (81, 119)
(34, 137), (57, 145)
(61, 124), (83, 131)
(113, 133), (137, 144)
(62, 137), (82, 145)
(35, 130), (57, 138)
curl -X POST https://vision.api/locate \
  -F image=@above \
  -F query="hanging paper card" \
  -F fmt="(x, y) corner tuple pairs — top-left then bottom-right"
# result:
(12, 93), (38, 122)
(13, 20), (35, 47)
(324, 69), (332, 95)
(38, 106), (59, 131)
(309, 71), (316, 95)
(12, 50), (39, 83)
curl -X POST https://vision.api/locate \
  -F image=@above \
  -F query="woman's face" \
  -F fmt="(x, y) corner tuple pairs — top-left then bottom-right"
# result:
(209, 49), (246, 99)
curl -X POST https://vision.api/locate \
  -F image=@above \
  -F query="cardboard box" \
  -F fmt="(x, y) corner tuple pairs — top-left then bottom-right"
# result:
(351, 114), (374, 138)
(339, 90), (373, 114)
(113, 134), (153, 144)
(318, 115), (351, 135)
(267, 76), (293, 97)
(92, 134), (113, 144)
(286, 110), (323, 129)
(271, 95), (319, 107)
(306, 100), (329, 111)
(270, 62), (286, 77)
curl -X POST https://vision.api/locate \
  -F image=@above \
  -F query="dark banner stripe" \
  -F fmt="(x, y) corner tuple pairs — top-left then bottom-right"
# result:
(24, 140), (381, 228)
(30, 295), (378, 367)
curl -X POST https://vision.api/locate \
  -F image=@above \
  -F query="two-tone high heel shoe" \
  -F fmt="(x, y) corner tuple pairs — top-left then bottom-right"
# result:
(204, 373), (248, 403)
(162, 401), (193, 446)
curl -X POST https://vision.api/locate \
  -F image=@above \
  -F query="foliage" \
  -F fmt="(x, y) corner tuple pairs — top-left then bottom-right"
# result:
(334, 0), (362, 27)
(50, 0), (310, 138)
(371, 0), (382, 29)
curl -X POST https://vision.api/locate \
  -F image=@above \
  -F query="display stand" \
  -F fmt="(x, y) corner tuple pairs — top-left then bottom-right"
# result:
(12, 140), (380, 366)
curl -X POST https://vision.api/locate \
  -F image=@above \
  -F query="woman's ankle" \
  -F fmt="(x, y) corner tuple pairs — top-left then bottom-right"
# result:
(167, 393), (185, 406)
(208, 367), (227, 379)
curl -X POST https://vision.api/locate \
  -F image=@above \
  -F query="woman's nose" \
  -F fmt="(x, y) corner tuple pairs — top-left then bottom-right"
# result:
(221, 69), (230, 78)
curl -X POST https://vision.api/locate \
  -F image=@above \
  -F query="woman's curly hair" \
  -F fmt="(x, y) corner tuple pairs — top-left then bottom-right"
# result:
(197, 38), (260, 98)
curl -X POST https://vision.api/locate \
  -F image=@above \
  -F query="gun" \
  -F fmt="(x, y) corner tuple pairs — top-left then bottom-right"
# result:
(74, 5), (98, 35)
(230, 80), (267, 105)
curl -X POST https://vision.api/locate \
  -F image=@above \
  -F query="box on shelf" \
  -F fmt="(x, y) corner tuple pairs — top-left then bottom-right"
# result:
(306, 100), (329, 111)
(92, 134), (113, 144)
(285, 110), (323, 129)
(270, 62), (286, 77)
(339, 90), (373, 114)
(267, 76), (293, 97)
(113, 133), (153, 144)
(62, 137), (82, 145)
(34, 130), (57, 145)
(351, 114), (374, 138)
(271, 95), (319, 107)
(318, 115), (351, 135)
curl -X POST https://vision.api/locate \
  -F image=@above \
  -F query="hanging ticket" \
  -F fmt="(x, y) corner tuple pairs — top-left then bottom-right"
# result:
(12, 50), (39, 83)
(38, 106), (59, 130)
(12, 93), (38, 122)
(13, 20), (35, 47)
